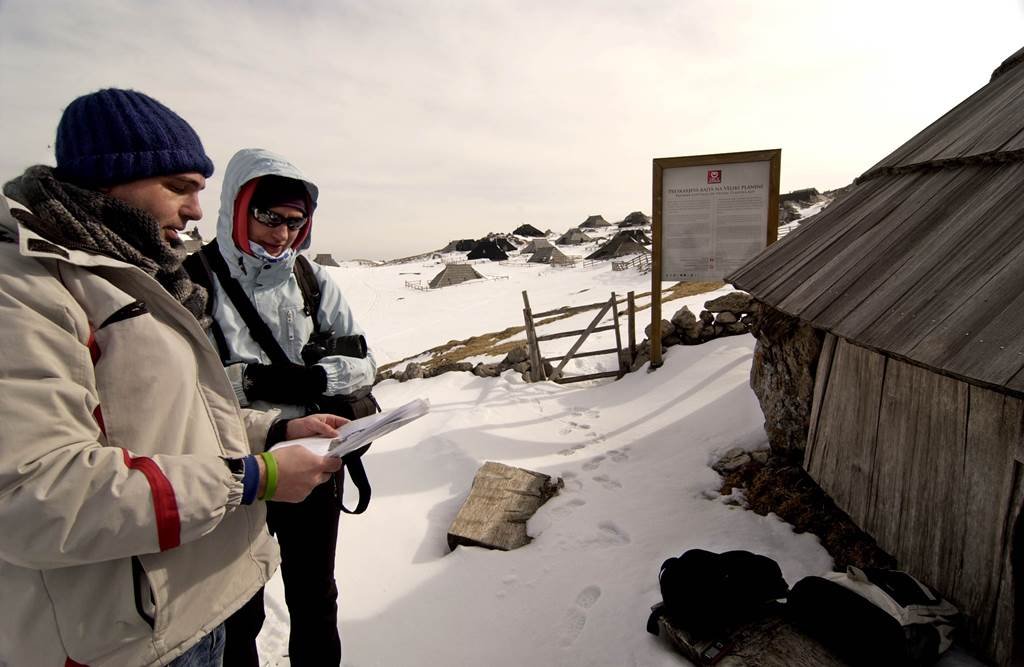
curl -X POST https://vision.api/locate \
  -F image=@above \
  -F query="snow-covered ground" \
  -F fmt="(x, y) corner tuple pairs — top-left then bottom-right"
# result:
(257, 217), (981, 666)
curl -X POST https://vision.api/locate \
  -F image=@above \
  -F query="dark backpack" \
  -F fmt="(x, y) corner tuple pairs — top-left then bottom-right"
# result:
(788, 567), (958, 666)
(648, 549), (789, 638)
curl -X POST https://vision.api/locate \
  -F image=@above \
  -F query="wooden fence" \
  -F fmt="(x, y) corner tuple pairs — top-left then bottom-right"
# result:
(522, 290), (636, 384)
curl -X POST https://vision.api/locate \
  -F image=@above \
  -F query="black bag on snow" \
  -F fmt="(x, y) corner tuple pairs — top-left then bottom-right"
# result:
(647, 549), (789, 638)
(788, 566), (959, 666)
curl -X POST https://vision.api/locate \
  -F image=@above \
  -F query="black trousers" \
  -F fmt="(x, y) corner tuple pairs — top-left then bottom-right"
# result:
(223, 481), (342, 667)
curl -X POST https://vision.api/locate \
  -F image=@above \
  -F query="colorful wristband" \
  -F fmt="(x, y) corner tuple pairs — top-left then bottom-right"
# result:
(259, 451), (279, 501)
(240, 456), (259, 505)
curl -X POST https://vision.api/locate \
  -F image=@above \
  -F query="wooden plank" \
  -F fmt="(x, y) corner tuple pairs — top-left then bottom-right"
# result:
(543, 348), (619, 362)
(655, 610), (847, 667)
(627, 291), (637, 364)
(610, 292), (625, 377)
(552, 370), (621, 384)
(803, 332), (837, 470)
(805, 340), (886, 524)
(447, 462), (561, 551)
(847, 166), (1024, 347)
(523, 307), (540, 382)
(773, 168), (966, 320)
(867, 358), (968, 588)
(866, 63), (1024, 171)
(522, 291), (541, 382)
(729, 176), (894, 294)
(536, 324), (616, 342)
(955, 388), (1024, 659)
(811, 166), (1024, 340)
(549, 298), (614, 380)
(784, 167), (985, 326)
(988, 462), (1023, 667)
(912, 243), (1024, 390)
(925, 67), (1024, 160)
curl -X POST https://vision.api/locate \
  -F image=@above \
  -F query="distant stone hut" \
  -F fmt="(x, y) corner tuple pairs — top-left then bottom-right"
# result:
(528, 246), (571, 265)
(522, 238), (553, 253)
(440, 239), (477, 252)
(578, 214), (611, 229)
(556, 228), (592, 245)
(729, 47), (1024, 666)
(618, 211), (651, 227)
(513, 223), (545, 237)
(428, 263), (484, 288)
(181, 227), (204, 254)
(483, 234), (519, 251)
(778, 188), (821, 208)
(313, 253), (340, 267)
(586, 230), (651, 260)
(467, 239), (508, 261)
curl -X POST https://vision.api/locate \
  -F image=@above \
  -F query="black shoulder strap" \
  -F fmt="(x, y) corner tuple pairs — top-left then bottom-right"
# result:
(200, 243), (292, 366)
(183, 246), (232, 363)
(293, 254), (322, 333)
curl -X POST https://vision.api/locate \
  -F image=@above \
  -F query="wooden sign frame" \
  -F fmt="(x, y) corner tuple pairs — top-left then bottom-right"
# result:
(650, 149), (781, 368)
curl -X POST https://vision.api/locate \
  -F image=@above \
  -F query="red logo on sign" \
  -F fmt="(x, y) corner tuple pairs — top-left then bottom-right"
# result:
(707, 170), (722, 184)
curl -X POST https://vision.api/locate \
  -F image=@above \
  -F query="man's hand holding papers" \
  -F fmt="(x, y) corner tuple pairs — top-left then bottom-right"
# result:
(273, 398), (430, 458)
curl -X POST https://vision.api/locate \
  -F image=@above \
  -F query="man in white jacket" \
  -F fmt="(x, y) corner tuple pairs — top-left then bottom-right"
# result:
(0, 88), (343, 667)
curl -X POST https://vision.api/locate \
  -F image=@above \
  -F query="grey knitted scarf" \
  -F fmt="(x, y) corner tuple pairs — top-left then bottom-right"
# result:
(3, 166), (208, 322)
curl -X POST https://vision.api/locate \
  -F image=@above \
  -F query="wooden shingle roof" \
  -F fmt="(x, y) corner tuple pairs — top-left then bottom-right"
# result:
(728, 48), (1024, 397)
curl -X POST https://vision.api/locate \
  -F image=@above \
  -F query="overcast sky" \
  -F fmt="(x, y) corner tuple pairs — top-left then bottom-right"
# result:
(2, 1), (1022, 260)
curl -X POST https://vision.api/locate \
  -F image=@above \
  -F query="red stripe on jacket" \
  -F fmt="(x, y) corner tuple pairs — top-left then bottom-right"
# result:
(65, 657), (89, 666)
(86, 328), (101, 365)
(121, 450), (182, 551)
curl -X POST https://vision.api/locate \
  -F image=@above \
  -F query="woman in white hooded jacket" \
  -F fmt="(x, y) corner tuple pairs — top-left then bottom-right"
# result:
(189, 148), (377, 666)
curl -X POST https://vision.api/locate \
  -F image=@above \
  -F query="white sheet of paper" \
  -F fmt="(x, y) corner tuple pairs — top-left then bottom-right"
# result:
(272, 398), (430, 458)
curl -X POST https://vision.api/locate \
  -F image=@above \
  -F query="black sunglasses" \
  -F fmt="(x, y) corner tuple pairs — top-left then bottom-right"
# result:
(251, 208), (308, 231)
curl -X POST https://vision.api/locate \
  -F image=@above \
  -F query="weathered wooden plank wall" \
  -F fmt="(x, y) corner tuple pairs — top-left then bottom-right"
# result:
(805, 336), (1023, 665)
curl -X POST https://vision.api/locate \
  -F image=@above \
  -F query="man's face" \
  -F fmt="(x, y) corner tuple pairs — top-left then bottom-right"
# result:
(105, 173), (206, 244)
(247, 205), (305, 257)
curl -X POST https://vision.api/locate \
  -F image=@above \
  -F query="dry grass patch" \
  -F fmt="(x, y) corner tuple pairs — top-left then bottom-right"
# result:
(380, 280), (727, 375)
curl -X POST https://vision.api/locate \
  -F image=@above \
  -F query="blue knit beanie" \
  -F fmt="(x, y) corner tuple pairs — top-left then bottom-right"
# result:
(55, 88), (215, 187)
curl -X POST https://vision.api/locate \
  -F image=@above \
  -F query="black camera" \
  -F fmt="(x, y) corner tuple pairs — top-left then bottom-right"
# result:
(301, 332), (368, 365)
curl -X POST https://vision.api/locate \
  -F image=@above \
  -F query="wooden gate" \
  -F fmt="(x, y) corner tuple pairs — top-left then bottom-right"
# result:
(522, 291), (634, 384)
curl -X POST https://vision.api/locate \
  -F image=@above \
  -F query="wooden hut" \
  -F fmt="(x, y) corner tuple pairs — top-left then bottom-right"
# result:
(312, 253), (340, 267)
(428, 263), (484, 288)
(618, 211), (651, 227)
(467, 239), (508, 261)
(728, 47), (1024, 666)
(528, 246), (570, 265)
(513, 223), (545, 237)
(586, 230), (651, 260)
(557, 228), (592, 245)
(578, 214), (611, 229)
(181, 227), (204, 254)
(522, 238), (553, 253)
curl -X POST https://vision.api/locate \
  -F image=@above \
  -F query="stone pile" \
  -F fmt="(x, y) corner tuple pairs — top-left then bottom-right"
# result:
(377, 345), (551, 384)
(629, 291), (756, 371)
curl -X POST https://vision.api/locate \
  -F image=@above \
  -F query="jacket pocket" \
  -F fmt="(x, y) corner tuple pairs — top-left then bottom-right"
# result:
(132, 556), (156, 629)
(42, 557), (160, 663)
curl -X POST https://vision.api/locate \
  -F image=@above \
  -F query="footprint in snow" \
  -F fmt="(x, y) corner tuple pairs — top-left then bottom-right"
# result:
(585, 521), (631, 547)
(592, 474), (622, 490)
(550, 497), (587, 517)
(559, 585), (603, 646)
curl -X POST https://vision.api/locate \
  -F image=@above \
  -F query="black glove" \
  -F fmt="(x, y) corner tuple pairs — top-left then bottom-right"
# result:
(243, 362), (327, 404)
